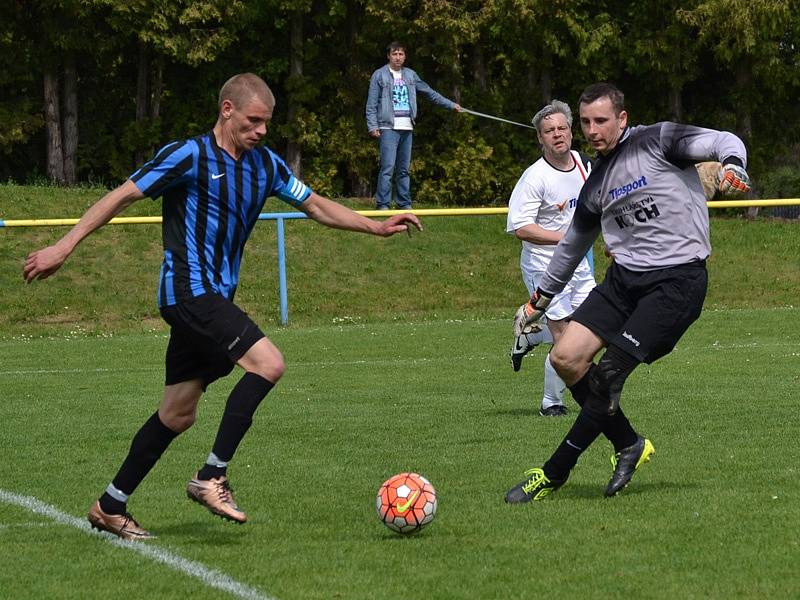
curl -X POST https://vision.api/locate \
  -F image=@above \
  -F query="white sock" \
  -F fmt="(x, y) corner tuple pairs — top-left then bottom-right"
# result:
(206, 452), (228, 468)
(105, 484), (129, 503)
(541, 353), (566, 409)
(523, 326), (553, 347)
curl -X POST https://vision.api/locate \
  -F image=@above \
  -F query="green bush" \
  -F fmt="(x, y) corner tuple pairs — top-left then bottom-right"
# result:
(758, 165), (800, 218)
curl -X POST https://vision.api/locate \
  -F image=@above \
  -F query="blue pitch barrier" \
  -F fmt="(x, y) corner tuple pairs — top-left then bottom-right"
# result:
(5, 209), (590, 326)
(260, 211), (592, 325)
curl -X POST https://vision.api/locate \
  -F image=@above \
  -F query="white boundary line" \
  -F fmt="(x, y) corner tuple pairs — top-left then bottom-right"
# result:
(1, 339), (799, 378)
(0, 367), (159, 376)
(0, 489), (274, 600)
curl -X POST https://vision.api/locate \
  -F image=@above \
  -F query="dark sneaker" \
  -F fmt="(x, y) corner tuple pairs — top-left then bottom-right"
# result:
(505, 467), (566, 503)
(539, 405), (568, 417)
(187, 474), (247, 523)
(605, 436), (655, 497)
(88, 501), (153, 540)
(511, 327), (541, 372)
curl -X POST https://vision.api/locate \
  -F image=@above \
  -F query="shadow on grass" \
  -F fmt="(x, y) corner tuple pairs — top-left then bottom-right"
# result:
(374, 529), (437, 541)
(557, 480), (698, 500)
(486, 407), (541, 418)
(152, 519), (250, 544)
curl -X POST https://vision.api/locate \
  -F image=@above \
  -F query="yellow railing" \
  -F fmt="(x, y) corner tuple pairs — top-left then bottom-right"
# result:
(4, 200), (797, 324)
(2, 200), (799, 227)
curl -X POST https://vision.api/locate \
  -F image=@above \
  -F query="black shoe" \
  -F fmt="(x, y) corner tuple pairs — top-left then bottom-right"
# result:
(539, 405), (568, 417)
(510, 330), (540, 372)
(605, 436), (655, 497)
(504, 468), (567, 503)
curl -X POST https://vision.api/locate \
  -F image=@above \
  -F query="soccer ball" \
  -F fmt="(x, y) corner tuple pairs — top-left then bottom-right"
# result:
(375, 472), (437, 534)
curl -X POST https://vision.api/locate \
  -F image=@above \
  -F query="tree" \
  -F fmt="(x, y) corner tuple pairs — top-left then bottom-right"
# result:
(103, 0), (247, 168)
(1, 0), (799, 201)
(13, 0), (99, 184)
(679, 0), (800, 215)
(0, 3), (44, 178)
(679, 0), (797, 147)
(285, 5), (308, 177)
(617, 0), (702, 122)
(486, 0), (619, 108)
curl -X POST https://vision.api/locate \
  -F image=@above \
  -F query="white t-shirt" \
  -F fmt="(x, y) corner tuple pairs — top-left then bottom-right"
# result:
(506, 150), (592, 274)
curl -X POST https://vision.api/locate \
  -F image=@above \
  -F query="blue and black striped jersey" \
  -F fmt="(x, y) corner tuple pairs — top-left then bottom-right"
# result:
(130, 132), (312, 307)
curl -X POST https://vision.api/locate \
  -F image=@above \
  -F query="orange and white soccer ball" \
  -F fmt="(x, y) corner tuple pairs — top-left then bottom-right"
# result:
(376, 472), (437, 534)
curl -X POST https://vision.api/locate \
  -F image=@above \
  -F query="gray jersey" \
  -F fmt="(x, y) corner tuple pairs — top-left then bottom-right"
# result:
(539, 122), (747, 296)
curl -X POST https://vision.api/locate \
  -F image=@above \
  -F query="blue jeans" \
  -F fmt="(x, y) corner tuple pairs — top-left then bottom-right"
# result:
(376, 129), (413, 209)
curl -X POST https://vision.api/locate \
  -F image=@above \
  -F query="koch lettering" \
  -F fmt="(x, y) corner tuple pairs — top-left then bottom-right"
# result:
(614, 202), (660, 228)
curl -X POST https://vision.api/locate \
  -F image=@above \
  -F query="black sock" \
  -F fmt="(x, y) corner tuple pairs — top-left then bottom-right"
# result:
(198, 373), (274, 479)
(98, 493), (127, 516)
(100, 412), (179, 513)
(567, 365), (595, 407)
(543, 406), (604, 480)
(603, 411), (638, 452)
(569, 364), (637, 451)
(197, 464), (228, 480)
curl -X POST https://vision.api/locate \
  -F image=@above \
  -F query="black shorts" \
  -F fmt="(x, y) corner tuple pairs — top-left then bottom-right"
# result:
(159, 293), (265, 388)
(570, 260), (707, 363)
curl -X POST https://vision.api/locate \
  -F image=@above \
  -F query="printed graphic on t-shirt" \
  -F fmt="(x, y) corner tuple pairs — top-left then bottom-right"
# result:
(392, 77), (411, 117)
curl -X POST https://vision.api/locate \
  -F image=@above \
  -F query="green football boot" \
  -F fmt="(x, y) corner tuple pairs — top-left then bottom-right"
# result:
(505, 467), (566, 503)
(606, 436), (655, 497)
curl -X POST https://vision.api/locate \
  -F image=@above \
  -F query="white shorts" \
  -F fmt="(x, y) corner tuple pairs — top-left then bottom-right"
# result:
(522, 261), (596, 322)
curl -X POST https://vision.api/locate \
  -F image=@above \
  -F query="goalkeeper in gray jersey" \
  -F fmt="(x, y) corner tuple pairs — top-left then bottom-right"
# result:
(505, 82), (751, 503)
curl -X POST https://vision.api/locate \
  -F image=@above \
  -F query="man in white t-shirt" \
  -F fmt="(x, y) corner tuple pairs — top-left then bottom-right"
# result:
(365, 42), (462, 209)
(506, 100), (594, 416)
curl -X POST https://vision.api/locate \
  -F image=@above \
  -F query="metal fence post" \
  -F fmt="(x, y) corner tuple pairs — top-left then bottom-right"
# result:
(276, 216), (289, 325)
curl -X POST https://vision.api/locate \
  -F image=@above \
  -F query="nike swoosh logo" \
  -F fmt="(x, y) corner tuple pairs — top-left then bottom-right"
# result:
(212, 173), (225, 180)
(556, 200), (567, 211)
(514, 337), (526, 352)
(395, 490), (419, 514)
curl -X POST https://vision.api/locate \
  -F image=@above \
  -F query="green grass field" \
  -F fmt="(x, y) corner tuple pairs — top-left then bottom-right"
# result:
(1, 310), (799, 599)
(2, 185), (799, 598)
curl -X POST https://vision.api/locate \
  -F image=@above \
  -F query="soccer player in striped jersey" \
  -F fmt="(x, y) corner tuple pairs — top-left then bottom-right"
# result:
(23, 73), (421, 540)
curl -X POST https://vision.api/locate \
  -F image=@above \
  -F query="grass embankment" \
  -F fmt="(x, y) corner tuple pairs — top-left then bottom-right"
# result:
(1, 311), (798, 599)
(1, 183), (798, 337)
(1, 184), (799, 598)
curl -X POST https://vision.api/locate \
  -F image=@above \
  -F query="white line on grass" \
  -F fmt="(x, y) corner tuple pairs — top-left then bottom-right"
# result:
(0, 367), (159, 376)
(1, 340), (798, 378)
(0, 521), (49, 530)
(0, 489), (274, 600)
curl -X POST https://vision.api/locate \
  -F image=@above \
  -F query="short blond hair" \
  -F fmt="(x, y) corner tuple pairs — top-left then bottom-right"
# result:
(219, 73), (275, 110)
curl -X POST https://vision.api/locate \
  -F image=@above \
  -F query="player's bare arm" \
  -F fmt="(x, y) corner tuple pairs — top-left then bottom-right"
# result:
(514, 223), (563, 245)
(23, 179), (144, 283)
(300, 192), (422, 237)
